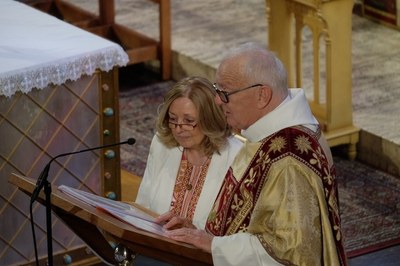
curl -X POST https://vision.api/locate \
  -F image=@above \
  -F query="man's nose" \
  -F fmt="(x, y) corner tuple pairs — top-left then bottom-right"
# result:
(214, 94), (223, 105)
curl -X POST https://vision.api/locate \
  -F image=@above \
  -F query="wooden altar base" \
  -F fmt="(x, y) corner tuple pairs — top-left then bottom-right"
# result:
(25, 0), (171, 80)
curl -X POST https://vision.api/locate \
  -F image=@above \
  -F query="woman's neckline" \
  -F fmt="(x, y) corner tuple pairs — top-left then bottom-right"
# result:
(184, 148), (210, 167)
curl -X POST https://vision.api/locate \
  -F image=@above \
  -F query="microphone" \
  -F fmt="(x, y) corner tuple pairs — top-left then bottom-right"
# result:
(30, 138), (136, 203)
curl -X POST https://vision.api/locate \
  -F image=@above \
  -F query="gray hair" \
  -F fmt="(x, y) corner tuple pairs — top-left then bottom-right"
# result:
(221, 42), (288, 95)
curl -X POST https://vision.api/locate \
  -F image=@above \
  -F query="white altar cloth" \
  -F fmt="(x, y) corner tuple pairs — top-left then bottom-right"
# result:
(0, 0), (129, 97)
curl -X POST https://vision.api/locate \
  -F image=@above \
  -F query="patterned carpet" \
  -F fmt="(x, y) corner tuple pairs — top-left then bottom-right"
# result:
(119, 80), (174, 176)
(118, 79), (400, 258)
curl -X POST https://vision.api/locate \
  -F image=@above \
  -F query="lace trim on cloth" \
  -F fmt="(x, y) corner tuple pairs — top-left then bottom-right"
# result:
(0, 47), (129, 98)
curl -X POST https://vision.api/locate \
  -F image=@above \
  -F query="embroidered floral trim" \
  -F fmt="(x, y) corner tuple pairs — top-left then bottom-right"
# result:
(206, 126), (347, 265)
(171, 158), (210, 219)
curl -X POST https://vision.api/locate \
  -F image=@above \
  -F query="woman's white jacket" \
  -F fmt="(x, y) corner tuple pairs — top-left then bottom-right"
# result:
(136, 134), (243, 229)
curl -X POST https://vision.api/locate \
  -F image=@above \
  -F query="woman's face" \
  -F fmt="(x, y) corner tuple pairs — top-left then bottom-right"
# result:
(168, 97), (205, 150)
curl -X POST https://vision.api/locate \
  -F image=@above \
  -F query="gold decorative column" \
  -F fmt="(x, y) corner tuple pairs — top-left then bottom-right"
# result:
(266, 0), (359, 159)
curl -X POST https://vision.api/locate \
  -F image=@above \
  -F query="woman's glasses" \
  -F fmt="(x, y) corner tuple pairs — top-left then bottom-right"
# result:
(168, 122), (197, 131)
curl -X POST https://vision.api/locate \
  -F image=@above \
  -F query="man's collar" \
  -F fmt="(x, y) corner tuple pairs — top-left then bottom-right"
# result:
(241, 89), (318, 142)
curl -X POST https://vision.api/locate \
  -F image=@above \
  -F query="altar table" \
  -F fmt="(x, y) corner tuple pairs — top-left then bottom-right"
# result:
(0, 0), (128, 265)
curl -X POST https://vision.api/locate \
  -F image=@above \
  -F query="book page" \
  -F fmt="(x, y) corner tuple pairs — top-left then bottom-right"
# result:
(58, 185), (166, 236)
(96, 205), (167, 236)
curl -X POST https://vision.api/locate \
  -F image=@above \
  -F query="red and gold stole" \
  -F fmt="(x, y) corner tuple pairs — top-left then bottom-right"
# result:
(206, 126), (347, 266)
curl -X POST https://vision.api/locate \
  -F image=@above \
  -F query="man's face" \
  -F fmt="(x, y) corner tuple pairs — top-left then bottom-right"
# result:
(214, 66), (259, 130)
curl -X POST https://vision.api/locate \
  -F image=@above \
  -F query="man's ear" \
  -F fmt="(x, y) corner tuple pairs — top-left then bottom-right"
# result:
(257, 85), (272, 108)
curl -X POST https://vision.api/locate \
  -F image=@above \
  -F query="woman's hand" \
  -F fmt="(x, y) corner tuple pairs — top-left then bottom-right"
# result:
(155, 211), (196, 230)
(166, 228), (214, 253)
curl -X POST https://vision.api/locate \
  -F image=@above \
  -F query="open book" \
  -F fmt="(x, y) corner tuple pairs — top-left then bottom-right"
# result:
(58, 185), (167, 236)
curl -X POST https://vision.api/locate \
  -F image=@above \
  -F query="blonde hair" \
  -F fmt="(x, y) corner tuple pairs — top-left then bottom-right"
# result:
(156, 76), (231, 155)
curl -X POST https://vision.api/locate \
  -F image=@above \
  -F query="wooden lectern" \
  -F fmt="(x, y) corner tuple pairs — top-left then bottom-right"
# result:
(9, 173), (212, 266)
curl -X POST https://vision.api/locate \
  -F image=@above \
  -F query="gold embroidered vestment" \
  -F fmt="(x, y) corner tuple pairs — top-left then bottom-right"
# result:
(206, 126), (347, 266)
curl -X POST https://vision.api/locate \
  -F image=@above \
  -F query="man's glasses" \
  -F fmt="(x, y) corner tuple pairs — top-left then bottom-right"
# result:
(213, 83), (263, 103)
(168, 122), (197, 131)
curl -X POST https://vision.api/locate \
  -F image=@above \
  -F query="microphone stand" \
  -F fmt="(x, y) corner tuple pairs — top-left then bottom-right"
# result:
(30, 138), (136, 266)
(44, 179), (53, 266)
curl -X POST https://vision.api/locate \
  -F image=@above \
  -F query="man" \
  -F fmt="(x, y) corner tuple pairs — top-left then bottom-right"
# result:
(166, 42), (347, 266)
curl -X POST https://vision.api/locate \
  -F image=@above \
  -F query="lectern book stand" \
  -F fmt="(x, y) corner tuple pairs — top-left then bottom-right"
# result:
(9, 173), (212, 266)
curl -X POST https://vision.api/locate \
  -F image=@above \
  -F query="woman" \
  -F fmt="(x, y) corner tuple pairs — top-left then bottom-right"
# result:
(135, 76), (243, 230)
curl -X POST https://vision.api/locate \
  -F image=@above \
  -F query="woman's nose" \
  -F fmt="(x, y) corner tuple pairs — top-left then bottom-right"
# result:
(174, 124), (184, 132)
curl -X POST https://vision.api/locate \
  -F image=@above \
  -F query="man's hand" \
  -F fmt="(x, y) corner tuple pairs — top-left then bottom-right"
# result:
(155, 211), (196, 229)
(165, 228), (214, 253)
